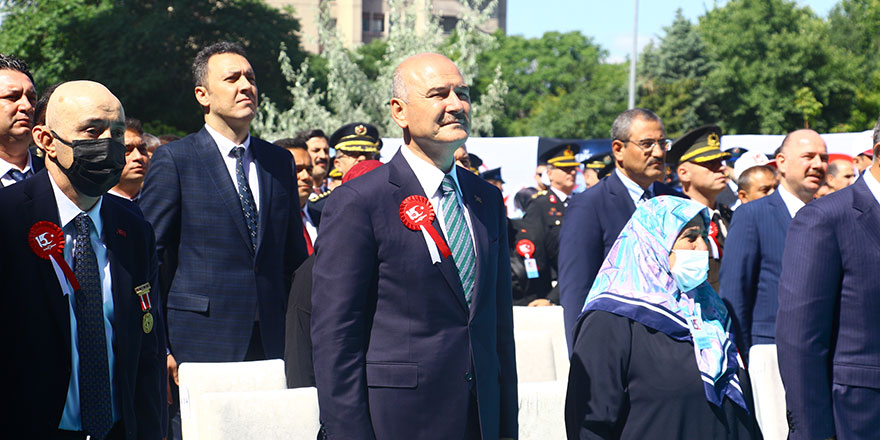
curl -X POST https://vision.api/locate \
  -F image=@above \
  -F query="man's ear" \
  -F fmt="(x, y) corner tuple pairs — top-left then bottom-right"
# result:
(194, 86), (210, 109)
(611, 139), (625, 163)
(32, 125), (56, 159)
(390, 98), (408, 130)
(676, 163), (689, 184)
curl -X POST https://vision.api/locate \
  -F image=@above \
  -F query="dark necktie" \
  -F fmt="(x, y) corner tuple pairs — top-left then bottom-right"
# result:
(73, 213), (113, 439)
(639, 186), (654, 204)
(6, 169), (25, 183)
(439, 175), (476, 305)
(231, 147), (259, 251)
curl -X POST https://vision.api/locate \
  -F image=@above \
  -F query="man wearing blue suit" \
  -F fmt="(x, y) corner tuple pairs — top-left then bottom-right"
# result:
(720, 129), (827, 440)
(311, 53), (518, 440)
(558, 108), (679, 351)
(139, 41), (307, 439)
(776, 123), (880, 440)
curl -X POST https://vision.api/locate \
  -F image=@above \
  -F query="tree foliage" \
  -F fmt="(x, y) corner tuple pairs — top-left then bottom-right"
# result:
(0, 0), (307, 134)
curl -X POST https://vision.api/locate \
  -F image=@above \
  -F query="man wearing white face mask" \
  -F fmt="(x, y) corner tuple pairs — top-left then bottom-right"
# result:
(720, 129), (828, 440)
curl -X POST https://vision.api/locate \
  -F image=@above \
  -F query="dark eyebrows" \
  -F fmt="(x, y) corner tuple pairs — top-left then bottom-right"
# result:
(679, 225), (704, 240)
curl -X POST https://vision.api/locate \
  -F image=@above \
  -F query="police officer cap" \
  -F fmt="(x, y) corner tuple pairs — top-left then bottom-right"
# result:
(540, 143), (581, 167)
(330, 122), (383, 155)
(582, 152), (615, 179)
(667, 125), (730, 166)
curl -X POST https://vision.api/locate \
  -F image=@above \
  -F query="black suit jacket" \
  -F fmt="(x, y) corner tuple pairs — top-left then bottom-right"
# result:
(558, 171), (679, 351)
(284, 254), (316, 388)
(139, 127), (308, 362)
(0, 170), (166, 439)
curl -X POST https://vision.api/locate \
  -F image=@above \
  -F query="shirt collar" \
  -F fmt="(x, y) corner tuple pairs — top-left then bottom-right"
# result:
(0, 152), (33, 176)
(615, 168), (650, 205)
(862, 168), (880, 207)
(400, 145), (462, 199)
(48, 171), (103, 234)
(549, 186), (569, 202)
(777, 182), (806, 218)
(204, 123), (251, 157)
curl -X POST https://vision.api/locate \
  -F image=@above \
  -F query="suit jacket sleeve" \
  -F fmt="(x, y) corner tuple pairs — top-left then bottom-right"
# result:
(138, 145), (181, 350)
(135, 225), (168, 439)
(311, 185), (378, 439)
(776, 202), (840, 439)
(719, 206), (760, 351)
(558, 195), (604, 349)
(495, 190), (519, 438)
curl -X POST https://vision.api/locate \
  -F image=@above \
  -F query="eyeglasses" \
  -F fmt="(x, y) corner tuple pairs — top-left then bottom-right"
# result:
(624, 138), (672, 152)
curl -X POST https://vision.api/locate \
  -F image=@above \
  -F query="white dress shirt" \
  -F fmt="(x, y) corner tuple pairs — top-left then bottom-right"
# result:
(302, 204), (318, 244)
(49, 172), (120, 430)
(615, 168), (652, 206)
(777, 182), (807, 218)
(205, 123), (260, 211)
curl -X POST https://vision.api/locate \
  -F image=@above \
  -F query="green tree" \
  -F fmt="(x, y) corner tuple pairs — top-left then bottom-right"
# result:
(826, 0), (880, 131)
(697, 0), (856, 134)
(476, 30), (626, 138)
(638, 10), (717, 137)
(0, 0), (307, 134)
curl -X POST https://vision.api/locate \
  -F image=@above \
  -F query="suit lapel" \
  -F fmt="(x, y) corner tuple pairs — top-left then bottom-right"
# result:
(767, 190), (792, 232)
(458, 167), (489, 320)
(23, 172), (71, 356)
(607, 171), (637, 213)
(197, 129), (255, 256)
(388, 151), (469, 313)
(102, 204), (136, 387)
(852, 178), (880, 250)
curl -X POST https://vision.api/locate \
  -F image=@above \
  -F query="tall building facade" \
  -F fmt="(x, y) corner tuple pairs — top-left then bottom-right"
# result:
(266, 0), (507, 53)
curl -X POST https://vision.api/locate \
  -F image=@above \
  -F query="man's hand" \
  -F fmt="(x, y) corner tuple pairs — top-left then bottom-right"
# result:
(527, 298), (552, 307)
(167, 354), (179, 405)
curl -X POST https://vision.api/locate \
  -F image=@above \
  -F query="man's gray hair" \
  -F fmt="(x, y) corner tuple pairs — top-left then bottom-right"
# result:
(392, 66), (407, 101)
(873, 112), (880, 146)
(610, 108), (663, 141)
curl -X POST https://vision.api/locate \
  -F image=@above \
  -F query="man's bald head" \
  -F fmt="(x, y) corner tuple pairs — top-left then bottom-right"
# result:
(46, 80), (124, 131)
(392, 53), (462, 102)
(778, 129), (824, 156)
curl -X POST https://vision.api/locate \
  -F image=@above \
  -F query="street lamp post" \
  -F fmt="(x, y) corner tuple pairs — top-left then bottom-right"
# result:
(628, 0), (638, 109)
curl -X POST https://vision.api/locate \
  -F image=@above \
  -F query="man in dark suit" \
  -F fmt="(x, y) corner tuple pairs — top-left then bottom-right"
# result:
(311, 53), (517, 440)
(776, 125), (880, 440)
(720, 129), (827, 440)
(558, 108), (679, 351)
(666, 125), (733, 292)
(0, 53), (42, 187)
(107, 117), (149, 202)
(1, 80), (165, 439)
(139, 41), (308, 439)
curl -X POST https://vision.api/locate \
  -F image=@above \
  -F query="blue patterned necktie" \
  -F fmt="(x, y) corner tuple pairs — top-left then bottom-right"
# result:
(73, 213), (113, 439)
(439, 175), (476, 305)
(6, 169), (25, 182)
(231, 146), (259, 251)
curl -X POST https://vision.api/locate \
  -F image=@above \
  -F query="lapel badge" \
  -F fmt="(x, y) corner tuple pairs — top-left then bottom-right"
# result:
(474, 195), (482, 204)
(143, 312), (154, 334)
(117, 228), (126, 237)
(135, 282), (153, 312)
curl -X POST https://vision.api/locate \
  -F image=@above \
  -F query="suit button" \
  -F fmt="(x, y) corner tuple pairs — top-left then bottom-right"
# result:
(555, 220), (561, 226)
(465, 372), (473, 382)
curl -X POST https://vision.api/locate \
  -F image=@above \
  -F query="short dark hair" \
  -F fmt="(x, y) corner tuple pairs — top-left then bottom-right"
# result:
(125, 117), (144, 136)
(873, 112), (880, 147)
(293, 129), (327, 146)
(0, 53), (34, 85)
(35, 82), (61, 126)
(273, 137), (305, 150)
(738, 165), (776, 192)
(610, 108), (663, 141)
(158, 134), (180, 145)
(827, 159), (852, 178)
(192, 41), (248, 87)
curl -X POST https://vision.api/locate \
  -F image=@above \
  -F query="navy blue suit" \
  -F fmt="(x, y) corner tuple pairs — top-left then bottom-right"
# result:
(0, 170), (166, 439)
(719, 189), (790, 351)
(558, 171), (678, 351)
(311, 150), (518, 439)
(776, 176), (880, 439)
(139, 127), (307, 363)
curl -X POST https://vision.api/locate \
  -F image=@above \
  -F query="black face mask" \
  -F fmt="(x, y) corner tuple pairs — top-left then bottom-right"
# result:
(49, 130), (126, 197)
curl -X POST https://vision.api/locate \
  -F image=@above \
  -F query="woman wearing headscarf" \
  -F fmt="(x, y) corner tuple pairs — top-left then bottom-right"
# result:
(565, 196), (761, 439)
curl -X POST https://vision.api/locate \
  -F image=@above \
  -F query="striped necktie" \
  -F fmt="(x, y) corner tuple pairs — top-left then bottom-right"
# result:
(439, 175), (476, 305)
(6, 168), (25, 183)
(73, 213), (114, 439)
(231, 147), (259, 251)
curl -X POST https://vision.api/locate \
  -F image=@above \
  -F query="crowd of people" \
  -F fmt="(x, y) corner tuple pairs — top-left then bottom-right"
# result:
(0, 39), (878, 440)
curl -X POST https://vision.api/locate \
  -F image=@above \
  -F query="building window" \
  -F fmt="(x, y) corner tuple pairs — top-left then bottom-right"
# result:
(441, 15), (458, 33)
(372, 13), (384, 33)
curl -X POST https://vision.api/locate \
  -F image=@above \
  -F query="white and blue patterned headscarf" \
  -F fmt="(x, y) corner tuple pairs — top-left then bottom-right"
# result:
(581, 196), (747, 410)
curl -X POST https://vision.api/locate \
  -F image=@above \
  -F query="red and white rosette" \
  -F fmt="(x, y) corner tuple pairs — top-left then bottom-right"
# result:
(29, 221), (80, 291)
(516, 239), (535, 259)
(400, 195), (452, 259)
